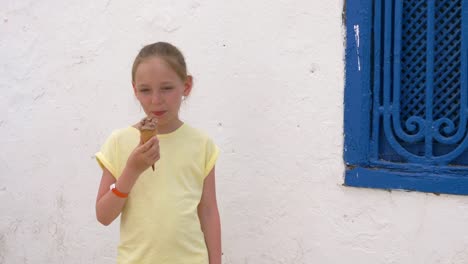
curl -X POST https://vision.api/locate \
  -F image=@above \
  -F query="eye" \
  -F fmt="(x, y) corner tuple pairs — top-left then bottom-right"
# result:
(162, 86), (174, 91)
(139, 88), (150, 93)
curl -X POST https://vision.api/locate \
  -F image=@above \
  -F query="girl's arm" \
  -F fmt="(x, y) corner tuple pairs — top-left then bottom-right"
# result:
(96, 136), (159, 226)
(198, 167), (222, 264)
(95, 166), (140, 226)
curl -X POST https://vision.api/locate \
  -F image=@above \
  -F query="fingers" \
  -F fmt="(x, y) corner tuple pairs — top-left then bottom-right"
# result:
(140, 136), (158, 152)
(142, 136), (160, 161)
(132, 136), (159, 170)
(149, 149), (160, 160)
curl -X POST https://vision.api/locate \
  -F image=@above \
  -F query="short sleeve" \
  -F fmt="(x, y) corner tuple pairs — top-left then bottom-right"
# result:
(95, 132), (119, 179)
(204, 138), (220, 178)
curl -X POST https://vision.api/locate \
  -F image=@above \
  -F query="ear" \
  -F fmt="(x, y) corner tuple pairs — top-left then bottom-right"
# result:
(183, 75), (193, 97)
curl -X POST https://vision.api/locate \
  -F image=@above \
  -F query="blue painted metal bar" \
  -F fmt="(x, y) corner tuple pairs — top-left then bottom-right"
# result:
(370, 0), (383, 160)
(371, 159), (468, 174)
(462, 0), (468, 138)
(382, 0), (428, 162)
(425, 0), (435, 159)
(345, 167), (468, 195)
(429, 0), (468, 156)
(343, 0), (373, 166)
(428, 0), (468, 160)
(392, 0), (426, 143)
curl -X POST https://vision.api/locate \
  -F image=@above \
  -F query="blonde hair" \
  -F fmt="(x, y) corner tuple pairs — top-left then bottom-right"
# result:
(131, 42), (188, 83)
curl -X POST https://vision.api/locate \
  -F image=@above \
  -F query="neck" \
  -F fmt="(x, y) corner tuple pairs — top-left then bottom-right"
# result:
(156, 119), (183, 134)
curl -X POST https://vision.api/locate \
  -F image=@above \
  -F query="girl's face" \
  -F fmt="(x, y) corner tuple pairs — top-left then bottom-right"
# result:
(133, 56), (192, 131)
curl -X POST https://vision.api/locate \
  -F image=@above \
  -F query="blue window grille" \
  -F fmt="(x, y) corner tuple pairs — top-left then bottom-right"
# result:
(344, 0), (468, 195)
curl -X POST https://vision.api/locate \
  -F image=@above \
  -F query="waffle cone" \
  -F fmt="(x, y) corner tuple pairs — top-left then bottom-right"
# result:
(140, 129), (157, 171)
(140, 129), (157, 144)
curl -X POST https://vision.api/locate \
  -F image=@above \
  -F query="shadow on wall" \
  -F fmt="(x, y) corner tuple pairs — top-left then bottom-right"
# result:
(342, 0), (347, 25)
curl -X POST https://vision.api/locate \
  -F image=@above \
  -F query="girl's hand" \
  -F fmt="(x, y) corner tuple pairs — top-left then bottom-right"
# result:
(125, 136), (160, 176)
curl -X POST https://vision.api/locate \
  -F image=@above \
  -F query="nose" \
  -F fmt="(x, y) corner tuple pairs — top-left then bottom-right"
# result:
(151, 91), (163, 104)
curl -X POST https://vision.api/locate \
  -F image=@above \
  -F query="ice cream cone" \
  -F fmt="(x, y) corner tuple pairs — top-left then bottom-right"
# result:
(140, 129), (157, 170)
(138, 116), (158, 171)
(140, 129), (157, 144)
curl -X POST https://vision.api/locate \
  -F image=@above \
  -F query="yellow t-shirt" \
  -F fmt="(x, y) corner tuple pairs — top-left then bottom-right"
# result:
(95, 123), (219, 264)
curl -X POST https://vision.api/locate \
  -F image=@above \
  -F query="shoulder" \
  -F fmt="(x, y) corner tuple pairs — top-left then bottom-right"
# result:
(114, 126), (137, 137)
(181, 124), (219, 159)
(105, 126), (138, 143)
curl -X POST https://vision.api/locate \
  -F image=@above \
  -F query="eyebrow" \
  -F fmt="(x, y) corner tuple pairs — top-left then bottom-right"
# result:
(136, 81), (175, 88)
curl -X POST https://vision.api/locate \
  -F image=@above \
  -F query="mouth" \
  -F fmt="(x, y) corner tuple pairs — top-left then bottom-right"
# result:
(152, 111), (167, 117)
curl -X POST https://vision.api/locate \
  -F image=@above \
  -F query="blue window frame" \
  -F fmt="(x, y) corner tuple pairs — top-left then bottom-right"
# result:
(344, 0), (468, 195)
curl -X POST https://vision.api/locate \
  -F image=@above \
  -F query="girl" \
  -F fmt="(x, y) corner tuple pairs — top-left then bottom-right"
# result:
(95, 42), (221, 264)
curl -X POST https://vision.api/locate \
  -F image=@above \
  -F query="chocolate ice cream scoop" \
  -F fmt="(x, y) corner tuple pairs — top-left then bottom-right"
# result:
(138, 116), (158, 131)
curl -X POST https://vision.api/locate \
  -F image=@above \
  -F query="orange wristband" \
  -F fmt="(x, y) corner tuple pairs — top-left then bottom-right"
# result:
(110, 184), (128, 198)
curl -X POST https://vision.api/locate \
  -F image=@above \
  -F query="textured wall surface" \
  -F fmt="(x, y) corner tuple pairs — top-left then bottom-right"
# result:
(2, 0), (468, 263)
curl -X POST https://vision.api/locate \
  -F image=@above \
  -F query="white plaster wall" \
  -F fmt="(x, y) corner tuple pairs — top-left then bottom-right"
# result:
(2, 0), (468, 263)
